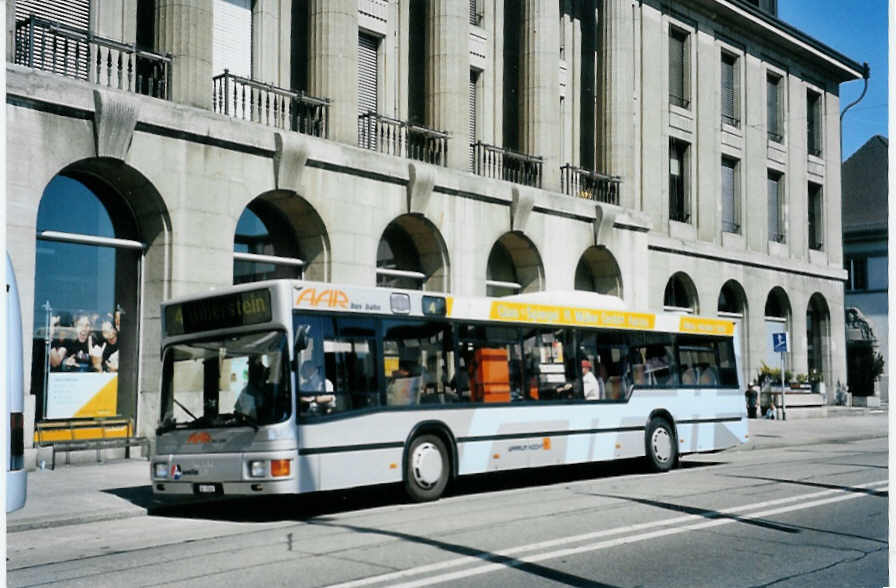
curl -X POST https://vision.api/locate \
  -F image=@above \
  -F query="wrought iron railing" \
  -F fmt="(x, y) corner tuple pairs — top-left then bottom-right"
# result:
(768, 130), (784, 143)
(15, 15), (171, 100)
(358, 112), (448, 166)
(472, 142), (543, 188)
(560, 164), (621, 205)
(213, 70), (329, 138)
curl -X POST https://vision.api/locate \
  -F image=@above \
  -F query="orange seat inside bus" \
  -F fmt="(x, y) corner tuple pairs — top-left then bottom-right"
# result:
(471, 348), (511, 403)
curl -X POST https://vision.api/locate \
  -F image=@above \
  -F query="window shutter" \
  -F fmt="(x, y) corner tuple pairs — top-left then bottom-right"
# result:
(469, 70), (478, 169)
(212, 0), (252, 78)
(767, 174), (780, 241)
(16, 0), (91, 78)
(669, 31), (685, 106)
(721, 158), (737, 232)
(721, 55), (736, 124)
(358, 33), (379, 116)
(767, 77), (779, 138)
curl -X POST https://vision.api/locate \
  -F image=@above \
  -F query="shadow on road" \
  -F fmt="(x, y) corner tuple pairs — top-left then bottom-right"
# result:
(721, 474), (888, 497)
(143, 457), (725, 523)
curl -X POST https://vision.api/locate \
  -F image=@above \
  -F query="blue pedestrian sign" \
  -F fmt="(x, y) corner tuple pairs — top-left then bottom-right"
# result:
(772, 332), (789, 353)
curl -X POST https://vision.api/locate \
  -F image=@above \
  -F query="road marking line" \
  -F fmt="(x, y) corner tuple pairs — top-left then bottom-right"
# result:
(327, 480), (887, 588)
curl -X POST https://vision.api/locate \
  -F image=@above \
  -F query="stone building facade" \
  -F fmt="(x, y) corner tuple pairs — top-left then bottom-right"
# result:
(7, 0), (863, 452)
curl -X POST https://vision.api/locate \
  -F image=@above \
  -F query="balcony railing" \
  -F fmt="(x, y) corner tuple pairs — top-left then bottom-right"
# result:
(472, 142), (543, 188)
(14, 15), (171, 100)
(358, 112), (448, 166)
(560, 165), (621, 205)
(213, 70), (329, 138)
(721, 113), (740, 128)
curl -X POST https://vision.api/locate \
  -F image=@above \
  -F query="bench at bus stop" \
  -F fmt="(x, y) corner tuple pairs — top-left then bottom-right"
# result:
(34, 417), (150, 470)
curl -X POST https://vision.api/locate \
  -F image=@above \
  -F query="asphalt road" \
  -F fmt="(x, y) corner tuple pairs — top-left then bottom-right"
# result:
(8, 437), (887, 587)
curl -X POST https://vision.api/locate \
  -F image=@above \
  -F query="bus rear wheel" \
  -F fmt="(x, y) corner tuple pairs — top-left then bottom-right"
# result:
(645, 417), (678, 472)
(404, 434), (449, 502)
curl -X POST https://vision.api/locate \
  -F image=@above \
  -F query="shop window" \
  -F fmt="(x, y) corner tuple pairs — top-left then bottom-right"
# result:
(32, 174), (141, 422)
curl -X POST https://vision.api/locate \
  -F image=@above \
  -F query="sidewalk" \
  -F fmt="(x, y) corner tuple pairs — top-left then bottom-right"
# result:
(7, 411), (888, 533)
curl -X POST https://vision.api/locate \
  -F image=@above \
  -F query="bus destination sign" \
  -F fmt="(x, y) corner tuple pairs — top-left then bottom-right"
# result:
(165, 289), (272, 336)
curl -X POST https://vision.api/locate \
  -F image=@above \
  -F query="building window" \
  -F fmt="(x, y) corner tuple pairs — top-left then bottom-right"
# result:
(469, 69), (481, 169)
(808, 182), (823, 250)
(377, 223), (424, 290)
(233, 202), (303, 284)
(846, 255), (887, 291)
(470, 0), (482, 26)
(669, 27), (690, 109)
(32, 174), (141, 423)
(721, 156), (740, 234)
(767, 171), (785, 243)
(767, 73), (783, 143)
(720, 52), (740, 127)
(807, 89), (823, 156)
(358, 31), (380, 147)
(669, 138), (690, 222)
(663, 273), (697, 314)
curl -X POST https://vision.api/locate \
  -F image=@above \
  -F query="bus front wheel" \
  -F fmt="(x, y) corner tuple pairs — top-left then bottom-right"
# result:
(404, 434), (449, 502)
(645, 417), (678, 472)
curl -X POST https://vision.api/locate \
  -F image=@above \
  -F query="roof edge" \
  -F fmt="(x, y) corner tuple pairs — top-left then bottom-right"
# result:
(720, 0), (866, 81)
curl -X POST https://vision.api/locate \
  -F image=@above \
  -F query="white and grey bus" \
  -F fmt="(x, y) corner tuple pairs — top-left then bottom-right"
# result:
(7, 255), (27, 512)
(152, 280), (747, 502)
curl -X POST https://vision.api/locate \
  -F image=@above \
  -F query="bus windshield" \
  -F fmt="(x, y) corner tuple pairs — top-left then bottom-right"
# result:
(159, 330), (290, 431)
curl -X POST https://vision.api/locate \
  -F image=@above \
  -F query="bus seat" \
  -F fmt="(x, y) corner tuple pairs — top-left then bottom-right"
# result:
(472, 348), (511, 403)
(699, 366), (719, 386)
(681, 367), (698, 386)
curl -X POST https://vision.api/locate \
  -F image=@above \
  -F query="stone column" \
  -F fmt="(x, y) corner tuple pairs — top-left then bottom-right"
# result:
(252, 0), (280, 85)
(156, 0), (213, 109)
(426, 0), (469, 170)
(521, 0), (561, 191)
(309, 0), (358, 145)
(597, 0), (634, 208)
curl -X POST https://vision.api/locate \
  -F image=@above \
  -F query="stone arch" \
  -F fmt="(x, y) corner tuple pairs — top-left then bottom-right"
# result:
(376, 214), (449, 292)
(574, 246), (623, 297)
(486, 232), (544, 296)
(234, 190), (330, 283)
(33, 157), (171, 435)
(663, 272), (698, 313)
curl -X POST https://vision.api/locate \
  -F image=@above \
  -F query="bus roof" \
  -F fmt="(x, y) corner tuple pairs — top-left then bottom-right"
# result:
(160, 280), (735, 339)
(287, 281), (734, 338)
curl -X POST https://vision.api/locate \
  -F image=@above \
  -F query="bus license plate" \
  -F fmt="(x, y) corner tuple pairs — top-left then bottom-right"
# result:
(195, 483), (221, 495)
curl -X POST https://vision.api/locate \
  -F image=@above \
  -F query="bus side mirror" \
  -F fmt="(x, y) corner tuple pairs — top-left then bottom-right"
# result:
(294, 325), (310, 355)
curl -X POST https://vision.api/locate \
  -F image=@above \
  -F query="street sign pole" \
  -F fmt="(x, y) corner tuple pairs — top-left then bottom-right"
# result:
(780, 350), (786, 421)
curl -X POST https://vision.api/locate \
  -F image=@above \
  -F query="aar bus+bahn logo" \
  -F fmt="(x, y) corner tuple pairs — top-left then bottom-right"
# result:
(295, 287), (350, 309)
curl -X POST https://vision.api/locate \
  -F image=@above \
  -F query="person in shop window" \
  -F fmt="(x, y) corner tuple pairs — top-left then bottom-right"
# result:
(89, 320), (119, 372)
(60, 314), (92, 371)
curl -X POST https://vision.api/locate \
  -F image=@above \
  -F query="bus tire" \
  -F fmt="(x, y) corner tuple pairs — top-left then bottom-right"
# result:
(645, 417), (678, 472)
(404, 434), (449, 502)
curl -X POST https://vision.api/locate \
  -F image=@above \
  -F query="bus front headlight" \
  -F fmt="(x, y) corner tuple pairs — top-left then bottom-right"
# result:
(249, 460), (266, 478)
(154, 463), (169, 478)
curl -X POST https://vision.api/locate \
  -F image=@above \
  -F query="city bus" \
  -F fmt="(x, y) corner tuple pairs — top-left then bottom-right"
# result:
(7, 254), (26, 512)
(151, 280), (746, 502)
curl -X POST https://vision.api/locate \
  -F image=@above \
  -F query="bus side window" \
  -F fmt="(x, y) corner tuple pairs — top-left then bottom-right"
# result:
(715, 339), (738, 386)
(457, 324), (521, 403)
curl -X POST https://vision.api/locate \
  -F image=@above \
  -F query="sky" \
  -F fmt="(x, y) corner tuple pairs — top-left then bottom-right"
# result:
(777, 0), (888, 160)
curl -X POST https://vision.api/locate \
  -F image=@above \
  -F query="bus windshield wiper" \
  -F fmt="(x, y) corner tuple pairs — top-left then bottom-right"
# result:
(174, 398), (198, 421)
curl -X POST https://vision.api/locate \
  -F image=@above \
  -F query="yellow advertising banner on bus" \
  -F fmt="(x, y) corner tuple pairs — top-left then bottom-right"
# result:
(488, 301), (656, 330)
(678, 316), (735, 336)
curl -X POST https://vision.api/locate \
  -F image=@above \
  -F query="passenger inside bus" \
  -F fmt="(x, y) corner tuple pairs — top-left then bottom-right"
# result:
(300, 360), (335, 412)
(581, 359), (603, 400)
(387, 359), (422, 405)
(235, 357), (268, 420)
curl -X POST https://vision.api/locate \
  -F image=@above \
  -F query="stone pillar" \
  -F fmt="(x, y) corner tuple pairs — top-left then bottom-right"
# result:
(309, 0), (358, 145)
(426, 0), (469, 170)
(597, 0), (634, 208)
(156, 0), (213, 109)
(521, 0), (560, 191)
(252, 0), (280, 85)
